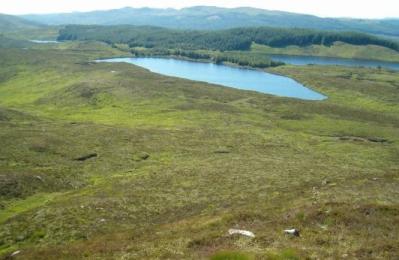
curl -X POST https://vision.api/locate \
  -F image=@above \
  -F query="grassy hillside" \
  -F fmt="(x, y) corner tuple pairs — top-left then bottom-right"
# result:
(252, 42), (399, 62)
(0, 14), (43, 32)
(0, 35), (33, 48)
(20, 6), (399, 37)
(0, 42), (398, 259)
(0, 14), (59, 41)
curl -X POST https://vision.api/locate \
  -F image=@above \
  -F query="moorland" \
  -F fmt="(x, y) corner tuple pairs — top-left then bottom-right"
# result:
(0, 10), (398, 259)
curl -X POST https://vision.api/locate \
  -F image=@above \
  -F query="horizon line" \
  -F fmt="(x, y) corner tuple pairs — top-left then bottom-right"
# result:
(4, 5), (398, 20)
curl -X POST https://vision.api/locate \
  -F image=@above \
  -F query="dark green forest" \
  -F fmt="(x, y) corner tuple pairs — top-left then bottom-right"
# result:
(131, 48), (284, 68)
(58, 25), (399, 52)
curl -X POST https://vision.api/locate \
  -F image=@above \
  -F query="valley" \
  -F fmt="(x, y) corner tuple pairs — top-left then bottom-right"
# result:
(0, 5), (399, 259)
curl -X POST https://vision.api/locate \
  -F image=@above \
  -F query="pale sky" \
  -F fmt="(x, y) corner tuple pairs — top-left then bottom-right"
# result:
(0, 0), (398, 19)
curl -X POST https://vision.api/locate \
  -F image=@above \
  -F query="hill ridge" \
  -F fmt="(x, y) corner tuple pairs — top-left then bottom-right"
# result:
(18, 6), (399, 36)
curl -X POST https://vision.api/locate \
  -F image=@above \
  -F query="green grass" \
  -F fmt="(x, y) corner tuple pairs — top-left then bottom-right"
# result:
(252, 41), (399, 62)
(0, 193), (60, 224)
(1, 26), (61, 41)
(0, 41), (398, 259)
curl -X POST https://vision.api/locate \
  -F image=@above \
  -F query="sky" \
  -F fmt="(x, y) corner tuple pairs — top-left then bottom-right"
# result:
(0, 0), (398, 19)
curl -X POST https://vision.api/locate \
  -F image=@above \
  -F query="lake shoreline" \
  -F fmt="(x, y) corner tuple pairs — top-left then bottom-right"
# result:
(268, 54), (399, 71)
(97, 57), (327, 101)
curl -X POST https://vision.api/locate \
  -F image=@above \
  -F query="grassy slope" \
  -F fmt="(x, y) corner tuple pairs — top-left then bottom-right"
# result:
(0, 13), (59, 41)
(0, 42), (398, 259)
(3, 27), (61, 41)
(252, 42), (399, 62)
(0, 14), (42, 32)
(0, 35), (33, 48)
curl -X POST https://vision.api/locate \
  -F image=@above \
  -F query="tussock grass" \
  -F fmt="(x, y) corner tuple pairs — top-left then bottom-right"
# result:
(0, 42), (398, 258)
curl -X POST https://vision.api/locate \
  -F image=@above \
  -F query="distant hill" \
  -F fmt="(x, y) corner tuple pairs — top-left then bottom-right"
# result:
(0, 13), (43, 32)
(20, 6), (399, 37)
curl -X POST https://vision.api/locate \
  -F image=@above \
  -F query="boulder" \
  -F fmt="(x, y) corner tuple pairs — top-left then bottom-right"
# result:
(133, 152), (150, 161)
(284, 228), (300, 237)
(228, 228), (255, 238)
(10, 250), (21, 257)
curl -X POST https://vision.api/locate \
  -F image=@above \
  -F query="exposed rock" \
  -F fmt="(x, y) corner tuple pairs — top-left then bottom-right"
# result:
(318, 224), (328, 230)
(367, 137), (388, 143)
(35, 175), (44, 182)
(10, 250), (21, 257)
(322, 179), (330, 185)
(74, 153), (97, 161)
(284, 228), (300, 237)
(139, 152), (150, 160)
(133, 152), (150, 161)
(228, 228), (255, 238)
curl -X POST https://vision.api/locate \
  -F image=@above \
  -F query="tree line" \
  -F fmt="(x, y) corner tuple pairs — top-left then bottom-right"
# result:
(131, 48), (284, 68)
(58, 25), (399, 52)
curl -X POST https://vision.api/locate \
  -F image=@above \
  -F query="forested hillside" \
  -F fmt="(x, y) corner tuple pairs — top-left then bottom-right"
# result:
(58, 25), (399, 52)
(21, 6), (399, 37)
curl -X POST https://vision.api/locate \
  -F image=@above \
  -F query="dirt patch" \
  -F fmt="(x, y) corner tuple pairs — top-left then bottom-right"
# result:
(338, 136), (389, 143)
(214, 148), (231, 154)
(132, 152), (150, 161)
(74, 153), (98, 161)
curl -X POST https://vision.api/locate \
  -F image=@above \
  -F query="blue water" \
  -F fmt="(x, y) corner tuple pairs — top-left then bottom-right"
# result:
(98, 57), (327, 100)
(269, 54), (399, 71)
(30, 40), (59, 44)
